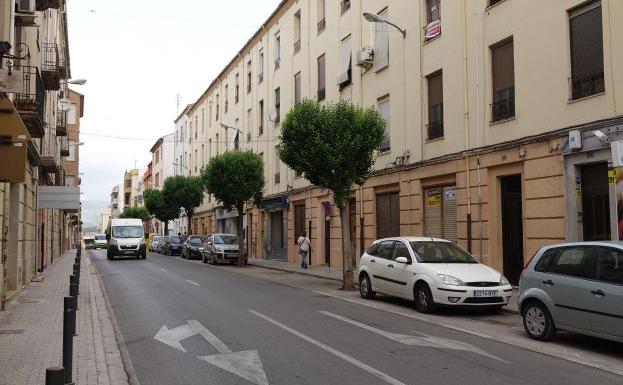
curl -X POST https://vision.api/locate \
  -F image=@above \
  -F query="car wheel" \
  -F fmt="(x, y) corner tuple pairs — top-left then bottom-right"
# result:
(414, 283), (436, 314)
(523, 301), (556, 341)
(210, 253), (217, 265)
(359, 273), (375, 299)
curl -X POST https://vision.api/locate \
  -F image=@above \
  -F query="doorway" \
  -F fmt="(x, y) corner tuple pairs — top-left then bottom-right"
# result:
(270, 211), (285, 260)
(580, 163), (610, 241)
(501, 175), (524, 286)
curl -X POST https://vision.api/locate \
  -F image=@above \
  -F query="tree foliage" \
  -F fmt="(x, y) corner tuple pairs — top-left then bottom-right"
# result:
(279, 99), (385, 209)
(143, 189), (178, 234)
(119, 206), (150, 222)
(201, 151), (265, 266)
(162, 176), (204, 230)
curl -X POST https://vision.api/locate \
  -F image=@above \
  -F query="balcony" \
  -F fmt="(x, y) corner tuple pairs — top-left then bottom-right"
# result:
(60, 136), (69, 157)
(293, 40), (301, 55)
(14, 66), (45, 138)
(41, 43), (60, 90)
(570, 72), (605, 101)
(56, 110), (67, 136)
(58, 43), (68, 79)
(340, 0), (351, 15)
(317, 18), (326, 35)
(40, 126), (58, 174)
(426, 120), (444, 141)
(491, 87), (515, 122)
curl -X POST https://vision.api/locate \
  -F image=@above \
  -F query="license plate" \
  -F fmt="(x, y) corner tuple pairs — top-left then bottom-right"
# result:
(123, 250), (135, 255)
(474, 290), (498, 297)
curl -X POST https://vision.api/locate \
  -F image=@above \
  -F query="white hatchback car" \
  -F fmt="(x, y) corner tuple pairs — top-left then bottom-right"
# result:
(358, 237), (513, 313)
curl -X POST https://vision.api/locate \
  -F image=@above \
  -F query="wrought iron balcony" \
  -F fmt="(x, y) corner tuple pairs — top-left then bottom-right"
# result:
(40, 125), (58, 174)
(426, 120), (444, 141)
(56, 109), (67, 136)
(14, 66), (45, 138)
(41, 43), (60, 90)
(36, 0), (62, 11)
(491, 87), (515, 122)
(317, 18), (326, 35)
(60, 136), (69, 157)
(58, 43), (68, 79)
(570, 72), (605, 100)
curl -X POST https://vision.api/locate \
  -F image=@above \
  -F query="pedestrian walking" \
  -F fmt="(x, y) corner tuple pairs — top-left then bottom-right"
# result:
(297, 232), (311, 269)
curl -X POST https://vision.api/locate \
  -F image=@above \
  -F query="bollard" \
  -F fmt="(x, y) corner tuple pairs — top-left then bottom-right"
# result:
(63, 297), (74, 385)
(46, 367), (65, 385)
(69, 279), (78, 335)
(76, 248), (81, 258)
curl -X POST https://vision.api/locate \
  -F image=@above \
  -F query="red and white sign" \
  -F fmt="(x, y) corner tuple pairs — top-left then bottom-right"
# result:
(425, 21), (441, 40)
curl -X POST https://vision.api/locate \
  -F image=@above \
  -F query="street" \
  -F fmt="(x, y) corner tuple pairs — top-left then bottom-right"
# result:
(90, 250), (621, 385)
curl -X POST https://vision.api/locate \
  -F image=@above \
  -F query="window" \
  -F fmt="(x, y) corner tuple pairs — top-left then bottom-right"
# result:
(378, 96), (390, 152)
(549, 247), (595, 279)
(427, 0), (440, 23)
(195, 116), (198, 138)
(247, 108), (253, 142)
(209, 139), (212, 160)
(201, 109), (205, 132)
(235, 74), (240, 104)
(208, 102), (212, 127)
(317, 54), (326, 101)
(491, 39), (515, 122)
(338, 35), (352, 87)
(247, 60), (252, 93)
(225, 84), (229, 113)
(155, 173), (160, 188)
(274, 32), (281, 70)
(393, 242), (411, 262)
(216, 134), (219, 155)
(534, 248), (558, 272)
(317, 0), (326, 34)
(259, 50), (264, 83)
(274, 88), (281, 123)
(598, 248), (623, 285)
(125, 180), (131, 188)
(427, 71), (443, 140)
(274, 145), (281, 184)
(374, 8), (389, 70)
(569, 1), (604, 100)
(376, 192), (400, 239)
(294, 72), (302, 105)
(376, 241), (395, 260)
(201, 144), (205, 166)
(259, 100), (264, 135)
(155, 149), (160, 163)
(340, 0), (351, 15)
(194, 149), (197, 172)
(216, 94), (220, 121)
(294, 11), (301, 54)
(234, 118), (240, 150)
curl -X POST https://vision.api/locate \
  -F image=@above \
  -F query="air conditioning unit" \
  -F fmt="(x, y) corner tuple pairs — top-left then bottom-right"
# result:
(17, 0), (36, 13)
(356, 47), (374, 69)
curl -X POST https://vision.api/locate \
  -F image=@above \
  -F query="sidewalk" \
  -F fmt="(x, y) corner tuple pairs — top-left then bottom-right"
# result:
(247, 257), (519, 312)
(0, 250), (129, 385)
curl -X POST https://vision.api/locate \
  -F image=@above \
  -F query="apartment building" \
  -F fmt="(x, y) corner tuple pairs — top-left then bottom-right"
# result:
(109, 185), (120, 219)
(150, 133), (175, 234)
(182, 0), (622, 285)
(122, 169), (140, 209)
(172, 105), (192, 235)
(0, 0), (75, 308)
(62, 88), (83, 250)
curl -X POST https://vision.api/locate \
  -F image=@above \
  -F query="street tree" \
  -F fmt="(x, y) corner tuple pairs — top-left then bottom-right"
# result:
(279, 99), (385, 289)
(119, 206), (150, 222)
(201, 151), (264, 267)
(144, 189), (178, 235)
(162, 175), (204, 233)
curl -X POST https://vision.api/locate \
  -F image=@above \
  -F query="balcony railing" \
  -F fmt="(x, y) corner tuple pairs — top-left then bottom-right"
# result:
(40, 125), (58, 173)
(41, 43), (60, 90)
(491, 87), (515, 122)
(426, 120), (444, 141)
(570, 72), (605, 100)
(36, 0), (62, 11)
(60, 136), (69, 157)
(58, 42), (68, 79)
(317, 18), (326, 35)
(56, 110), (67, 136)
(294, 40), (301, 55)
(341, 0), (351, 15)
(14, 66), (46, 138)
(379, 133), (390, 153)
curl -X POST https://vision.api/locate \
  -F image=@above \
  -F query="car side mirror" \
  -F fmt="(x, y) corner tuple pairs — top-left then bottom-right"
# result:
(395, 256), (410, 264)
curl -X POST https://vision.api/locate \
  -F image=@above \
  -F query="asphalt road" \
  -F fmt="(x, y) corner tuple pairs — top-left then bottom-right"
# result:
(89, 250), (622, 385)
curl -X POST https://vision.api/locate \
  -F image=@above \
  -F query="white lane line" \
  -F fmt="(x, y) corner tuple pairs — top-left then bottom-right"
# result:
(249, 310), (407, 385)
(186, 279), (200, 286)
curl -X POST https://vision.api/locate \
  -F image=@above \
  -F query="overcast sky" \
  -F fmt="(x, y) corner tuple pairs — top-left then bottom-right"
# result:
(68, 0), (282, 224)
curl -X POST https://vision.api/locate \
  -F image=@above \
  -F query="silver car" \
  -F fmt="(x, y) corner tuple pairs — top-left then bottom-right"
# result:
(203, 234), (239, 265)
(519, 242), (623, 342)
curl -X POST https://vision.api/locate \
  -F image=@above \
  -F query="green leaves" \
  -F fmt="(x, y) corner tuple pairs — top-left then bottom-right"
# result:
(144, 189), (178, 224)
(162, 175), (204, 217)
(119, 206), (150, 222)
(201, 151), (265, 210)
(280, 99), (385, 208)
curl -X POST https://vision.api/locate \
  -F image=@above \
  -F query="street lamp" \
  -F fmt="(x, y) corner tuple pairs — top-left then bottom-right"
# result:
(363, 12), (407, 38)
(220, 122), (242, 151)
(68, 79), (87, 85)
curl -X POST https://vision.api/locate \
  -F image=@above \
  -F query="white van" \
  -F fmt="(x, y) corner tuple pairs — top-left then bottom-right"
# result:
(107, 218), (147, 260)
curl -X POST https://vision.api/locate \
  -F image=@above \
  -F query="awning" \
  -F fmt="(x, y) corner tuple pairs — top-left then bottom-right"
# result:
(0, 96), (31, 183)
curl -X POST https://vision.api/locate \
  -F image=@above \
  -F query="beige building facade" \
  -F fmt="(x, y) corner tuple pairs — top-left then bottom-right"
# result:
(180, 0), (622, 285)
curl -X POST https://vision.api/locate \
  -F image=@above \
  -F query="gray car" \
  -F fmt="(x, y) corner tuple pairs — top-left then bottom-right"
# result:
(519, 242), (623, 343)
(203, 234), (239, 265)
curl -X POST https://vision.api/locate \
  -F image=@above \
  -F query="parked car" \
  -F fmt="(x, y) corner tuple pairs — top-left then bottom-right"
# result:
(358, 237), (512, 313)
(203, 234), (240, 265)
(162, 236), (185, 256)
(182, 235), (206, 260)
(93, 234), (108, 249)
(106, 218), (147, 260)
(150, 236), (166, 253)
(83, 236), (95, 250)
(519, 242), (623, 343)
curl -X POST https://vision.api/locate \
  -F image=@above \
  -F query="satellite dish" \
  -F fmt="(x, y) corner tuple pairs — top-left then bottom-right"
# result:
(267, 109), (277, 123)
(58, 98), (71, 111)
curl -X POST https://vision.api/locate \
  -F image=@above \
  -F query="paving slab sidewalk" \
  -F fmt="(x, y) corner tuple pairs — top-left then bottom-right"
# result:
(0, 250), (129, 385)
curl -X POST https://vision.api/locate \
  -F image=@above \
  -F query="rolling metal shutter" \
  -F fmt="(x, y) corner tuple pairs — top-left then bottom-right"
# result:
(376, 192), (400, 239)
(424, 185), (457, 242)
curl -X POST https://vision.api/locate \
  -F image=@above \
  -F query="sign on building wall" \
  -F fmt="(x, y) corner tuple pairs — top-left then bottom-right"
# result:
(37, 186), (81, 210)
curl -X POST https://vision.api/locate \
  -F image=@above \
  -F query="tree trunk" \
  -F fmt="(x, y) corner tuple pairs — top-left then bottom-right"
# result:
(186, 209), (193, 234)
(164, 220), (169, 236)
(236, 204), (246, 267)
(339, 204), (355, 290)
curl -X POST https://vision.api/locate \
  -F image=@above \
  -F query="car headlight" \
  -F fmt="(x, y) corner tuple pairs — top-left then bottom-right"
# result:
(215, 248), (223, 253)
(500, 275), (510, 286)
(437, 274), (465, 286)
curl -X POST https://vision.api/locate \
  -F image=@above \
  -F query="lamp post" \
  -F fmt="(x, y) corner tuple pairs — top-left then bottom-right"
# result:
(363, 12), (407, 38)
(220, 122), (243, 151)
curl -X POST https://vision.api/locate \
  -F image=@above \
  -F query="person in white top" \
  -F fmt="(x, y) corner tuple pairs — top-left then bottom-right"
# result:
(297, 232), (311, 269)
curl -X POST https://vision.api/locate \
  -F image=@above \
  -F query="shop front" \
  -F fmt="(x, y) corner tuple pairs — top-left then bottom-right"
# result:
(261, 196), (288, 261)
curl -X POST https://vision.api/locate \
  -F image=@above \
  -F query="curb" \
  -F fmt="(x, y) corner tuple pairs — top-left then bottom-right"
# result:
(247, 261), (343, 283)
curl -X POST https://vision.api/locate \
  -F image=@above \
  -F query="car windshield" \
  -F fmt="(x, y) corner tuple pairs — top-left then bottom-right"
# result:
(153, 236), (163, 241)
(95, 235), (106, 241)
(214, 235), (238, 245)
(190, 237), (203, 245)
(112, 226), (144, 239)
(169, 237), (180, 244)
(410, 241), (478, 264)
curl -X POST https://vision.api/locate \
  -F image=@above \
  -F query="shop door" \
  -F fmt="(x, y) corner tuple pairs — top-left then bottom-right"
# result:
(270, 211), (286, 260)
(424, 186), (457, 242)
(501, 175), (524, 286)
(376, 192), (400, 239)
(581, 163), (610, 241)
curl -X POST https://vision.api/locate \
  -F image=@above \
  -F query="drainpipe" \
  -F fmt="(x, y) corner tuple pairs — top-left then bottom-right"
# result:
(474, 0), (484, 259)
(463, 0), (472, 252)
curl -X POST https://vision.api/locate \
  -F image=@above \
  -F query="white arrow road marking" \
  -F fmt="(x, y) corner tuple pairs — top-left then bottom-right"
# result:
(154, 320), (270, 385)
(186, 279), (200, 286)
(249, 310), (407, 385)
(319, 311), (509, 364)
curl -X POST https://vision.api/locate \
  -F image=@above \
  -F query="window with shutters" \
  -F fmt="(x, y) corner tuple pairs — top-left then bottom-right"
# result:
(491, 38), (515, 122)
(294, 204), (306, 243)
(427, 0), (440, 23)
(225, 84), (229, 113)
(247, 60), (252, 93)
(216, 94), (220, 121)
(247, 108), (253, 142)
(294, 72), (302, 105)
(294, 11), (301, 55)
(259, 50), (264, 83)
(376, 191), (400, 239)
(423, 186), (457, 242)
(274, 32), (281, 71)
(378, 96), (390, 152)
(569, 1), (604, 100)
(427, 71), (443, 140)
(374, 8), (389, 70)
(317, 54), (326, 101)
(274, 88), (281, 124)
(338, 35), (352, 88)
(235, 73), (240, 104)
(317, 0), (326, 35)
